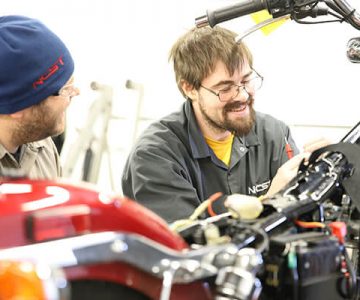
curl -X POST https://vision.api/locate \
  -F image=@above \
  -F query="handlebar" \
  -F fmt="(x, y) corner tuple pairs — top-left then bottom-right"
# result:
(195, 0), (267, 28)
(334, 0), (360, 29)
(195, 0), (360, 31)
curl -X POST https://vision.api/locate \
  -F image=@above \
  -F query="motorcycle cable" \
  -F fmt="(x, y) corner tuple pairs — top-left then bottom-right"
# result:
(227, 220), (270, 254)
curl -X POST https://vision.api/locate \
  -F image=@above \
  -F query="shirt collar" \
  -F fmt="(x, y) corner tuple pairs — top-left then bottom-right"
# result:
(0, 140), (48, 159)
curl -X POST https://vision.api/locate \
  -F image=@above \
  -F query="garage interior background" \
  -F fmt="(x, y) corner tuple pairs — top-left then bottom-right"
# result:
(3, 0), (360, 193)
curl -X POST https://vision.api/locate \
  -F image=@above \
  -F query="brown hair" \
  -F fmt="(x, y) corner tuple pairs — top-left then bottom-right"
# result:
(169, 26), (253, 98)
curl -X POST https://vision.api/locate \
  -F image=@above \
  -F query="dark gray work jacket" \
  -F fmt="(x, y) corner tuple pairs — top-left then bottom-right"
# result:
(121, 101), (298, 223)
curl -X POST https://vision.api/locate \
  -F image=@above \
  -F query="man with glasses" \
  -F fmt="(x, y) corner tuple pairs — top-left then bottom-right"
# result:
(0, 15), (79, 178)
(122, 26), (319, 223)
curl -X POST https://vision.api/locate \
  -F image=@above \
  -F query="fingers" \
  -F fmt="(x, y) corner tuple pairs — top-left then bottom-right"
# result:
(224, 194), (263, 219)
(303, 137), (332, 153)
(281, 152), (310, 171)
(266, 153), (308, 197)
(266, 137), (332, 199)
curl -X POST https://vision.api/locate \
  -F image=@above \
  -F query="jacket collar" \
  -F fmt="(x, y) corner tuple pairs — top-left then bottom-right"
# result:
(242, 125), (261, 147)
(185, 101), (211, 159)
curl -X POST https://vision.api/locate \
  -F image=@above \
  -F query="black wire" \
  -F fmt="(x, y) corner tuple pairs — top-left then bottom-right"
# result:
(309, 1), (319, 10)
(294, 0), (358, 27)
(293, 17), (342, 25)
(229, 222), (270, 254)
(328, 10), (346, 20)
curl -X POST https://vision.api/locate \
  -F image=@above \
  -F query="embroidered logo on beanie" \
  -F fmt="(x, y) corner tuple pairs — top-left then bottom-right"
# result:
(0, 15), (75, 114)
(33, 55), (65, 89)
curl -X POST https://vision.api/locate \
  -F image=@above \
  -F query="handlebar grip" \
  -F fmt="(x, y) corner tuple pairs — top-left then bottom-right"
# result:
(195, 0), (268, 28)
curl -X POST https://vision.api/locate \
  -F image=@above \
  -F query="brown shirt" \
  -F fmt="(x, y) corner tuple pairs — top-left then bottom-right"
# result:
(0, 137), (61, 179)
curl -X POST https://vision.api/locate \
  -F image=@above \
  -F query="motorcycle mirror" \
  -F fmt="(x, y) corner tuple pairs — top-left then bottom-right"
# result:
(347, 37), (360, 63)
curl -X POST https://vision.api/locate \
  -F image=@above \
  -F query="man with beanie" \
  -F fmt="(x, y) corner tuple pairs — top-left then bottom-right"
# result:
(0, 15), (79, 178)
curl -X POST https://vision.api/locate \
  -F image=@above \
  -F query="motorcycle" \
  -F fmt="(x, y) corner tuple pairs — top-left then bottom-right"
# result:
(0, 0), (360, 299)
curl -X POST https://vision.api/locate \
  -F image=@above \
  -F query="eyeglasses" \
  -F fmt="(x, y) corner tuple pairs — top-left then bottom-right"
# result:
(53, 83), (79, 98)
(200, 69), (263, 102)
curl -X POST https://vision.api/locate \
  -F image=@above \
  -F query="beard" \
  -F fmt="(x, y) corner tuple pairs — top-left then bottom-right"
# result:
(12, 103), (65, 146)
(199, 96), (256, 137)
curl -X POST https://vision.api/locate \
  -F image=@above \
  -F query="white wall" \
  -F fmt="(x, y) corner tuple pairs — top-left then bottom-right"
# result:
(3, 0), (360, 192)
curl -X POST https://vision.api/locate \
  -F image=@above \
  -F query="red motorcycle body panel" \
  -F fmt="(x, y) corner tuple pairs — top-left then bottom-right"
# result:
(0, 177), (210, 299)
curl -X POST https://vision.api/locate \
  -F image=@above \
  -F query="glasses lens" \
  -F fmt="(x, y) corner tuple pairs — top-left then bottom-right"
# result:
(246, 76), (263, 93)
(60, 87), (70, 97)
(217, 72), (263, 102)
(219, 85), (241, 102)
(254, 76), (263, 90)
(58, 85), (78, 97)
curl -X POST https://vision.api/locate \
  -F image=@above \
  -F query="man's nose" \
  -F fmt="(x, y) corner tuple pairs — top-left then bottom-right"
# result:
(233, 86), (249, 101)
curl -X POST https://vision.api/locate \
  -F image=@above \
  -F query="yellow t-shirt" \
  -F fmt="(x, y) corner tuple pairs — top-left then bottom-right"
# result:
(205, 134), (234, 166)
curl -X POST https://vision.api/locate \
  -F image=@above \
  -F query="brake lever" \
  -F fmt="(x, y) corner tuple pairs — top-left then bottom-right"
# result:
(235, 15), (290, 42)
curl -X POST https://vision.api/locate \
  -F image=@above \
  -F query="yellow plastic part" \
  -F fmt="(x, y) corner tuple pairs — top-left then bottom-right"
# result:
(251, 10), (288, 35)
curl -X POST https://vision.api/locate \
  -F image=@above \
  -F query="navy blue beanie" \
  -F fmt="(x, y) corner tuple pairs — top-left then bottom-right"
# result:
(0, 15), (74, 114)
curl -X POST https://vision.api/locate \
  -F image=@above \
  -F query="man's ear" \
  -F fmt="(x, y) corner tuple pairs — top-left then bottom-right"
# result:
(180, 80), (197, 100)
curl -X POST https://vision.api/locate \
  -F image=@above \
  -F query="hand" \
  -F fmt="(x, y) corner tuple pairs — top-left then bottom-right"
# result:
(303, 137), (332, 153)
(224, 194), (263, 219)
(266, 152), (310, 197)
(266, 137), (333, 198)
